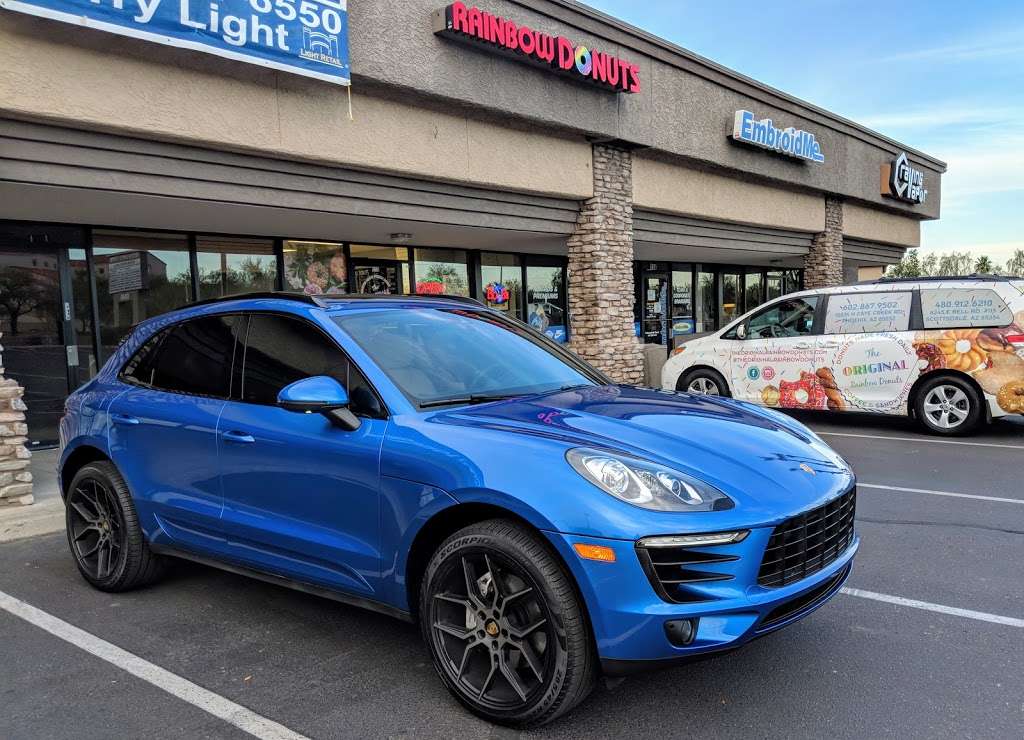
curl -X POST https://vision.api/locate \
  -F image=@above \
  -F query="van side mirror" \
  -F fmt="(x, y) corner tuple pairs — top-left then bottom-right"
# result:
(736, 324), (747, 340)
(277, 376), (360, 431)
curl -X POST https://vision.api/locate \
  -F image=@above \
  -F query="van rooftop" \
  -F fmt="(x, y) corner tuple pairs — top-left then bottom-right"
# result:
(863, 274), (1020, 285)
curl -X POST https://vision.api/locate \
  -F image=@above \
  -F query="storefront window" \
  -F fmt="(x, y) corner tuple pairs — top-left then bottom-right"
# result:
(414, 248), (470, 296)
(720, 272), (741, 326)
(197, 237), (276, 297)
(671, 266), (695, 344)
(284, 240), (347, 295)
(766, 271), (784, 300)
(68, 248), (98, 385)
(695, 270), (715, 332)
(745, 270), (764, 312)
(526, 264), (567, 343)
(481, 252), (523, 316)
(783, 269), (803, 295)
(92, 230), (192, 356)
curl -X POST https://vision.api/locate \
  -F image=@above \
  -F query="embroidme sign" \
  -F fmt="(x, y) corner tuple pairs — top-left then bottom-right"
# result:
(432, 2), (640, 94)
(731, 110), (825, 164)
(882, 152), (927, 204)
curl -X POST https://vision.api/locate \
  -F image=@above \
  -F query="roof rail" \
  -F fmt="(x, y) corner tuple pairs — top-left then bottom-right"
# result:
(864, 274), (1019, 284)
(179, 291), (486, 311)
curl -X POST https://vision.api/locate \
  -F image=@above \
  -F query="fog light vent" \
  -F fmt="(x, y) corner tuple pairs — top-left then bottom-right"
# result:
(664, 618), (697, 647)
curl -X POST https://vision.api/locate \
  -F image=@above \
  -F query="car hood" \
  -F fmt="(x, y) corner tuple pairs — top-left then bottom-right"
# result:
(432, 385), (853, 521)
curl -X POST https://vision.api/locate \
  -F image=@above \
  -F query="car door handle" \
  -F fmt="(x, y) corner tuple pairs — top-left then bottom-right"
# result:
(221, 430), (255, 444)
(792, 342), (814, 350)
(819, 341), (841, 350)
(111, 413), (140, 426)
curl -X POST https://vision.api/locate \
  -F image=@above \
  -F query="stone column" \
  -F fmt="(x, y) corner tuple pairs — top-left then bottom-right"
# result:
(0, 332), (33, 506)
(566, 143), (644, 385)
(804, 196), (844, 289)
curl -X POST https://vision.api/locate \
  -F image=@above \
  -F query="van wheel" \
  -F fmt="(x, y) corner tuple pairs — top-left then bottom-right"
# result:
(914, 376), (983, 436)
(679, 368), (730, 397)
(65, 462), (165, 592)
(420, 519), (595, 727)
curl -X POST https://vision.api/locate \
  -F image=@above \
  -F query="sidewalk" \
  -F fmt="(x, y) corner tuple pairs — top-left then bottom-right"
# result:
(0, 448), (65, 543)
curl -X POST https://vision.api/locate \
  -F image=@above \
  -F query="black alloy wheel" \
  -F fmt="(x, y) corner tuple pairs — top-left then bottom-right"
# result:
(65, 462), (165, 592)
(421, 520), (595, 727)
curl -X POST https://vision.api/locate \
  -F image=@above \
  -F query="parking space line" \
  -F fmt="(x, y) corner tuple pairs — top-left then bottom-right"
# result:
(859, 482), (1024, 505)
(841, 587), (1024, 628)
(0, 589), (308, 740)
(816, 431), (1024, 451)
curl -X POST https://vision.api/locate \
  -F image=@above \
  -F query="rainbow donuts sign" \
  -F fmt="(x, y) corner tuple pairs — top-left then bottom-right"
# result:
(433, 2), (641, 94)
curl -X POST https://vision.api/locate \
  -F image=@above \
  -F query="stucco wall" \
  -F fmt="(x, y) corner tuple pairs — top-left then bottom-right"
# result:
(843, 202), (921, 248)
(633, 155), (825, 233)
(0, 14), (593, 199)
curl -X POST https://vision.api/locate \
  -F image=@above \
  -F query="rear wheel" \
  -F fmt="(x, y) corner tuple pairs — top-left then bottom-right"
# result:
(65, 462), (165, 591)
(914, 376), (983, 436)
(419, 519), (595, 727)
(679, 368), (730, 397)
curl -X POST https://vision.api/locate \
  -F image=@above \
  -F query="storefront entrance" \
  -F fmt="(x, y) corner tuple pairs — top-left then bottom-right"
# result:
(0, 224), (86, 446)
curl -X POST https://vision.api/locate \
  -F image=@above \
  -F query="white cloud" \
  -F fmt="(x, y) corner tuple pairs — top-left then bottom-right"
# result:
(878, 30), (1024, 63)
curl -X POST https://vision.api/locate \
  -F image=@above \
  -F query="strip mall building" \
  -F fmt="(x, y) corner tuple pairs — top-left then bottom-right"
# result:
(0, 0), (944, 446)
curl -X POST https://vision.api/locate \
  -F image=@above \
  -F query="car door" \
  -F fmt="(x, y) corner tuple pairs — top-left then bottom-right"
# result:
(108, 314), (239, 551)
(728, 296), (824, 409)
(217, 312), (388, 598)
(819, 290), (916, 414)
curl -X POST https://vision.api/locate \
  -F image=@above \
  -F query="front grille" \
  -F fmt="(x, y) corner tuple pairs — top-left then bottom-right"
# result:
(636, 545), (738, 603)
(757, 487), (856, 588)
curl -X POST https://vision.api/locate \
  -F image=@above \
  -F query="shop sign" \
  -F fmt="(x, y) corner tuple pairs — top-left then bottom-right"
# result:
(433, 2), (641, 94)
(881, 152), (927, 204)
(108, 251), (146, 294)
(731, 110), (825, 163)
(0, 0), (350, 85)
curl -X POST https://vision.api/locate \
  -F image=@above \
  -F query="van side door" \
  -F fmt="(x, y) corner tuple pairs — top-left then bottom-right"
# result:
(818, 291), (916, 414)
(727, 296), (823, 408)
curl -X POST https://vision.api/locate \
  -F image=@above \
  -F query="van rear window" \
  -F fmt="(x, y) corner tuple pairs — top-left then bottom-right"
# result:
(920, 289), (1013, 329)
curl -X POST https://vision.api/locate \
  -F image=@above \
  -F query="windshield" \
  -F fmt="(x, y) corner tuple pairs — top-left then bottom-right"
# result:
(334, 308), (602, 407)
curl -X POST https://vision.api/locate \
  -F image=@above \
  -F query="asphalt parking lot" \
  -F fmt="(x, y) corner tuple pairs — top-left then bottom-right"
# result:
(1, 413), (1022, 739)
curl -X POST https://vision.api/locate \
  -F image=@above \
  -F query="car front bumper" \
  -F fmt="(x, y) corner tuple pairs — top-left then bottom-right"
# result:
(543, 526), (858, 673)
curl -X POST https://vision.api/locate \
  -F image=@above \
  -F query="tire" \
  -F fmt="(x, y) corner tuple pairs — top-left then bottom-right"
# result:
(913, 375), (983, 436)
(678, 367), (731, 397)
(419, 519), (596, 728)
(65, 461), (165, 592)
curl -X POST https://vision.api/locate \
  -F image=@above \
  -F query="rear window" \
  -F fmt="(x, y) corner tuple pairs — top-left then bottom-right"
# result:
(920, 288), (1013, 329)
(824, 292), (913, 334)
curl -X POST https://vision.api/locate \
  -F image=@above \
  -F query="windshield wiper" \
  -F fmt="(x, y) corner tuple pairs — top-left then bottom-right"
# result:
(419, 393), (524, 409)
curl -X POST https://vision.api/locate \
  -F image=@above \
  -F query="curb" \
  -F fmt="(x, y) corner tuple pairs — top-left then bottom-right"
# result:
(0, 498), (65, 543)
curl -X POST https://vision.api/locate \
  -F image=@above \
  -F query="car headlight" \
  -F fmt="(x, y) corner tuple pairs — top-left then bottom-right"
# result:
(565, 448), (734, 512)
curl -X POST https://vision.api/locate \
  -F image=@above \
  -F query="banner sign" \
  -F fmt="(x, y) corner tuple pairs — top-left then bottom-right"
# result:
(731, 110), (825, 163)
(433, 2), (640, 94)
(0, 0), (350, 85)
(881, 152), (927, 204)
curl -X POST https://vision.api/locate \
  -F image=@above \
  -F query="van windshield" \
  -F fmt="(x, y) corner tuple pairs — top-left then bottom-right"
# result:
(334, 308), (603, 408)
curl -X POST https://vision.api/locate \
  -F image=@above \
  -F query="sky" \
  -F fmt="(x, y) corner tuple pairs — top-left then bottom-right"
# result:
(587, 0), (1024, 266)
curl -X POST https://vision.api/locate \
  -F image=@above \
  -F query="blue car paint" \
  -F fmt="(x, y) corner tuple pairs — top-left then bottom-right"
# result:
(59, 295), (858, 668)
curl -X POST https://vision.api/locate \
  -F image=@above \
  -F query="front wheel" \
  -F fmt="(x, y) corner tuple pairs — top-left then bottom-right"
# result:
(419, 520), (596, 727)
(913, 376), (983, 436)
(678, 368), (730, 397)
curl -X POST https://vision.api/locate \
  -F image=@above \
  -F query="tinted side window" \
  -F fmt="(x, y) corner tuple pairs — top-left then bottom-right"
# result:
(920, 288), (1013, 329)
(824, 292), (912, 334)
(745, 297), (818, 339)
(147, 315), (238, 397)
(121, 327), (169, 387)
(241, 314), (381, 416)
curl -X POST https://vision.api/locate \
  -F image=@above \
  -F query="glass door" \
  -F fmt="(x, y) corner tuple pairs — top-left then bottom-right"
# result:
(352, 259), (402, 294)
(0, 224), (82, 446)
(640, 265), (669, 346)
(720, 271), (742, 327)
(670, 265), (694, 348)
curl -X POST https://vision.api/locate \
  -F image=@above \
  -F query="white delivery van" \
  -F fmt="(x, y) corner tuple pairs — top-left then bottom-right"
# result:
(661, 276), (1024, 435)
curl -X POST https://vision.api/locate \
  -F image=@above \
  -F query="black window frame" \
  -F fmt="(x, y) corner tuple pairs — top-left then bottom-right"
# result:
(235, 310), (390, 420)
(117, 312), (242, 400)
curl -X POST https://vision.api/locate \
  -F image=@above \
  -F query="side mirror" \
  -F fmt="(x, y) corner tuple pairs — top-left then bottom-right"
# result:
(736, 324), (747, 340)
(277, 376), (360, 431)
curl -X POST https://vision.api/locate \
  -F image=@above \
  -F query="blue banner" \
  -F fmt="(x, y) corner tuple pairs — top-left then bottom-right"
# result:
(1, 0), (349, 84)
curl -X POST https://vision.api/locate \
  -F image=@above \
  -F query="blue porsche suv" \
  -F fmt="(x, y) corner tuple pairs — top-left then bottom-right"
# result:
(59, 292), (857, 727)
